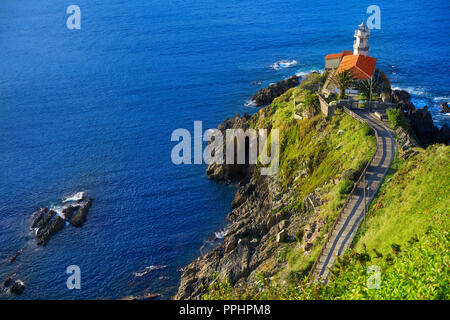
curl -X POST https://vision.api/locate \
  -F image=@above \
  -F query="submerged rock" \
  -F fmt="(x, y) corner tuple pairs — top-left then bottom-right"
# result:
(9, 249), (23, 264)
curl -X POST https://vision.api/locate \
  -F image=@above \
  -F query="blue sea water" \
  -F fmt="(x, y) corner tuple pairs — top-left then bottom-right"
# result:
(0, 0), (449, 299)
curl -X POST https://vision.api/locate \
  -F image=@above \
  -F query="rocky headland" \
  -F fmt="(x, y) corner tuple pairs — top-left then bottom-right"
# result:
(251, 75), (299, 106)
(391, 90), (450, 146)
(175, 74), (448, 300)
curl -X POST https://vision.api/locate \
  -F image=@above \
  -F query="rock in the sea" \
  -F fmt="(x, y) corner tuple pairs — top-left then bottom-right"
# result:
(37, 216), (66, 246)
(70, 198), (93, 227)
(35, 210), (56, 231)
(2, 277), (11, 288)
(31, 207), (47, 229)
(10, 280), (25, 295)
(440, 102), (450, 113)
(62, 205), (80, 220)
(251, 75), (299, 106)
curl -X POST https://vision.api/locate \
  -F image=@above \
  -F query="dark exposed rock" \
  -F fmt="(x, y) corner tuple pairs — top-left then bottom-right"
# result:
(62, 205), (80, 220)
(31, 207), (47, 229)
(206, 114), (255, 182)
(437, 123), (450, 144)
(251, 75), (299, 106)
(10, 280), (25, 295)
(3, 277), (11, 288)
(440, 102), (450, 113)
(70, 198), (93, 227)
(28, 195), (92, 246)
(407, 106), (440, 147)
(37, 216), (66, 246)
(391, 90), (449, 147)
(35, 210), (56, 231)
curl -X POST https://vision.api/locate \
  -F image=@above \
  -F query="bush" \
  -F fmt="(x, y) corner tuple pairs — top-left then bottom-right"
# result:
(354, 159), (369, 176)
(338, 178), (354, 198)
(358, 93), (367, 100)
(387, 108), (402, 129)
(286, 270), (302, 286)
(295, 229), (305, 242)
(361, 123), (374, 136)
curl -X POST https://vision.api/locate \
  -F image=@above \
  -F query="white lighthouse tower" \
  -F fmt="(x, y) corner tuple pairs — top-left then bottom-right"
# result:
(353, 21), (370, 56)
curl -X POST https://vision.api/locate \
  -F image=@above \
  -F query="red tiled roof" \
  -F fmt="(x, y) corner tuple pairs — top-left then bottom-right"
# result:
(325, 50), (353, 60)
(337, 54), (377, 79)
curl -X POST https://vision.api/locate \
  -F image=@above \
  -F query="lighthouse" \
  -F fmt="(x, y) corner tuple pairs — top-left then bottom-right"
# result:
(353, 21), (370, 56)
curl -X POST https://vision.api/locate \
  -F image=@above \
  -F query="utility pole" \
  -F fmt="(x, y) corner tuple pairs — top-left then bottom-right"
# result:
(369, 76), (373, 112)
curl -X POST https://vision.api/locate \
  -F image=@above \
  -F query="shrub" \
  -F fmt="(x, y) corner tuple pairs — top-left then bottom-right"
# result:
(387, 108), (402, 129)
(295, 229), (305, 242)
(286, 270), (302, 286)
(361, 123), (374, 136)
(338, 178), (354, 198)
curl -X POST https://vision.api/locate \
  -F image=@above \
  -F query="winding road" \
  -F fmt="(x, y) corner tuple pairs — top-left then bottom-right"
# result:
(310, 109), (395, 283)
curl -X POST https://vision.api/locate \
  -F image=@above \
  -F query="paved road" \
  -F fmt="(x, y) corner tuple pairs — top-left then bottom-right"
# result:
(311, 110), (395, 283)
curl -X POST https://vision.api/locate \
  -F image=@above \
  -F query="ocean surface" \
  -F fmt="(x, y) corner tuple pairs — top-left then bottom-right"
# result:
(0, 0), (449, 299)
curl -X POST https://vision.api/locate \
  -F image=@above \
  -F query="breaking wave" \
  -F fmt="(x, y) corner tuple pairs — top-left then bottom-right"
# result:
(215, 229), (228, 239)
(270, 59), (298, 70)
(62, 192), (85, 203)
(244, 99), (257, 107)
(391, 86), (427, 96)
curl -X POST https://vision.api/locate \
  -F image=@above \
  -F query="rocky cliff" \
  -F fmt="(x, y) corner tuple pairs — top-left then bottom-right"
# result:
(175, 92), (378, 299)
(391, 90), (450, 146)
(251, 75), (299, 106)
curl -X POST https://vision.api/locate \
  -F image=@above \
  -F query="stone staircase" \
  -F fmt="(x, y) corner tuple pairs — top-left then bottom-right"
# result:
(309, 109), (395, 283)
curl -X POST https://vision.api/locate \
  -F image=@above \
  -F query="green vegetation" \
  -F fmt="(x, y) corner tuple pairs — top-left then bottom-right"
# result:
(203, 145), (450, 300)
(202, 71), (448, 300)
(330, 70), (354, 99)
(387, 108), (403, 129)
(298, 72), (328, 92)
(357, 77), (381, 99)
(203, 84), (380, 299)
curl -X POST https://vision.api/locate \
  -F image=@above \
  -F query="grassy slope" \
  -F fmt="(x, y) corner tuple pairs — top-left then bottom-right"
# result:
(240, 145), (449, 300)
(203, 82), (377, 299)
(203, 77), (449, 300)
(313, 144), (450, 299)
